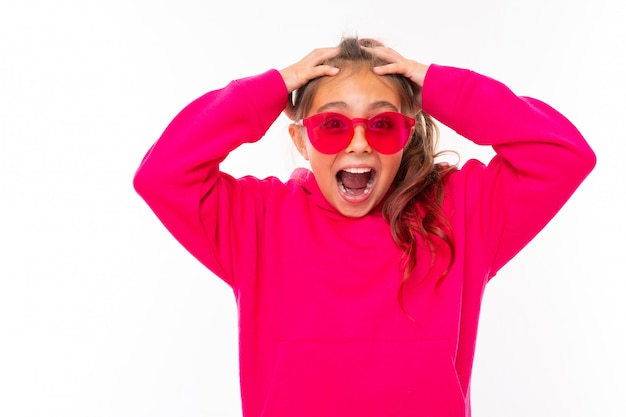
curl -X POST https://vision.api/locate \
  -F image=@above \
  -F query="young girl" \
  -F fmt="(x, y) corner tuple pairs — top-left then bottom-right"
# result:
(134, 37), (595, 416)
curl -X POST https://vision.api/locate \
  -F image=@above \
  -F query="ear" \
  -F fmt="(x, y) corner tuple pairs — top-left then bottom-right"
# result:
(289, 124), (310, 161)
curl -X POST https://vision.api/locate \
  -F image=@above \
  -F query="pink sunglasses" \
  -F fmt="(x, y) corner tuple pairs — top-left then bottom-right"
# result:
(298, 112), (415, 154)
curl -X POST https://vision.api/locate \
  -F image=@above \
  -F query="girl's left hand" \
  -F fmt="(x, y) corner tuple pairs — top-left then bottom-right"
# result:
(359, 38), (430, 87)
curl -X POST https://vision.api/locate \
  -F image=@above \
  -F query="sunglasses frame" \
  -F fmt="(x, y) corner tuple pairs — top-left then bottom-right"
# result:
(297, 111), (416, 155)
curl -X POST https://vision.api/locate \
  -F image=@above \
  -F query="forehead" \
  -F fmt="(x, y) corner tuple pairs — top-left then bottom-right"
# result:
(310, 67), (402, 115)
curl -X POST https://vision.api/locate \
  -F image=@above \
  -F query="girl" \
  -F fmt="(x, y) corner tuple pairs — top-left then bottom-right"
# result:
(134, 37), (595, 416)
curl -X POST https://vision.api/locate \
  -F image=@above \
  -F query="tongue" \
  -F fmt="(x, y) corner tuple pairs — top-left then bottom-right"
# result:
(338, 171), (370, 190)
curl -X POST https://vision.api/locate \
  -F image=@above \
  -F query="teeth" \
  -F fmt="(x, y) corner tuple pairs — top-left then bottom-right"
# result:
(342, 167), (372, 174)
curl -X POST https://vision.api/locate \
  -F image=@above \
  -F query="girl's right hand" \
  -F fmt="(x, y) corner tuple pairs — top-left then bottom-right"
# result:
(279, 47), (340, 93)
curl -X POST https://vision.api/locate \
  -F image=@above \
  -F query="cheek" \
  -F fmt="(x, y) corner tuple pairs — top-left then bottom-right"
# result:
(382, 154), (403, 179)
(307, 149), (336, 177)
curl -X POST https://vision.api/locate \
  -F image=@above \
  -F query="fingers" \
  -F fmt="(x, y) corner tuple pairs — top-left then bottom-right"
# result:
(280, 47), (340, 93)
(304, 46), (341, 65)
(360, 43), (429, 86)
(361, 43), (403, 62)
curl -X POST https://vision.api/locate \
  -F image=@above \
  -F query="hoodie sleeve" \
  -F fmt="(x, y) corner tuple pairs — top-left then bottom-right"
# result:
(133, 69), (288, 286)
(421, 65), (596, 277)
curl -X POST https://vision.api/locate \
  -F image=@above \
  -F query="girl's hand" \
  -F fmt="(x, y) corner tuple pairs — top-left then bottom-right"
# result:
(279, 47), (340, 93)
(280, 47), (339, 119)
(279, 48), (339, 93)
(358, 38), (429, 87)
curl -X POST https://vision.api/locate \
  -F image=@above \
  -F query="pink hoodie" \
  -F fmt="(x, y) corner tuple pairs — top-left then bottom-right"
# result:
(134, 65), (595, 417)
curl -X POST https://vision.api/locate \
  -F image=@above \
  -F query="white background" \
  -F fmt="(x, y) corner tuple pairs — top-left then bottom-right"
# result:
(1, 0), (624, 416)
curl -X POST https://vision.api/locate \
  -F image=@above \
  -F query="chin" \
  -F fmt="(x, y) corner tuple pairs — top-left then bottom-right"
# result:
(335, 200), (377, 218)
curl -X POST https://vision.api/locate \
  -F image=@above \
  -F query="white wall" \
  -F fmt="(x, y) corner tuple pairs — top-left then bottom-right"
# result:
(1, 1), (624, 416)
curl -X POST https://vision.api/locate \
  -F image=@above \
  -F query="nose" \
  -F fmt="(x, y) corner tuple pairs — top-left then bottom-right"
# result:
(345, 124), (372, 154)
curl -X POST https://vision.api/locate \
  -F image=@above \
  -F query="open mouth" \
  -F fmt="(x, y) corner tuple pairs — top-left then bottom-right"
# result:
(336, 167), (376, 199)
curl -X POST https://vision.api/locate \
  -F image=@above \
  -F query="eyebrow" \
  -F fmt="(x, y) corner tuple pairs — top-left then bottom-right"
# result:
(315, 100), (399, 114)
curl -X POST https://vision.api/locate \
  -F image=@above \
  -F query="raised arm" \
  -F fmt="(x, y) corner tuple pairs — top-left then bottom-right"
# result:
(133, 70), (288, 284)
(422, 64), (596, 274)
(133, 47), (342, 285)
(363, 42), (595, 275)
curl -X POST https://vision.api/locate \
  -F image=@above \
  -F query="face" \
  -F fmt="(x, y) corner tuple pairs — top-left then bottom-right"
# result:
(289, 68), (407, 218)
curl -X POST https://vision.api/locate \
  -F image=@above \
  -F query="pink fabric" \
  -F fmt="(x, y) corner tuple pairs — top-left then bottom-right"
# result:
(134, 65), (595, 416)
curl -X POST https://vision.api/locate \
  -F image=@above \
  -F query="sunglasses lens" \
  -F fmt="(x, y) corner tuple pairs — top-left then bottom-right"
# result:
(304, 113), (353, 154)
(366, 112), (413, 154)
